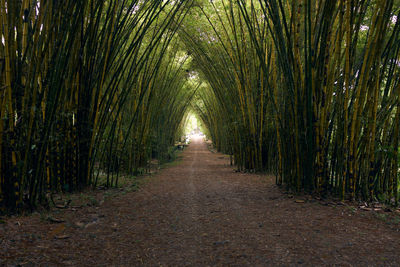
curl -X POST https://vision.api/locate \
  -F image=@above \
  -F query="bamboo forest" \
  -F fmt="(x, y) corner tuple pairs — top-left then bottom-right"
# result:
(1, 0), (400, 265)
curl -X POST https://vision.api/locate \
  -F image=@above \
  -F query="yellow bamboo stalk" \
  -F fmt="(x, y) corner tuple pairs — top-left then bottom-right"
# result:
(366, 66), (380, 198)
(392, 82), (400, 204)
(271, 47), (283, 184)
(1, 0), (14, 130)
(19, 0), (46, 201)
(342, 0), (352, 197)
(21, 0), (30, 56)
(89, 1), (118, 180)
(348, 2), (381, 197)
(1, 0), (18, 205)
(0, 0), (5, 202)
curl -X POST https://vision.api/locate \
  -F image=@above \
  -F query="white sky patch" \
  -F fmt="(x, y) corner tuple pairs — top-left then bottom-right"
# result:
(360, 25), (369, 31)
(208, 35), (217, 44)
(35, 1), (40, 16)
(196, 28), (217, 43)
(163, 0), (176, 5)
(132, 0), (144, 14)
(391, 15), (398, 24)
(177, 54), (188, 64)
(189, 71), (199, 80)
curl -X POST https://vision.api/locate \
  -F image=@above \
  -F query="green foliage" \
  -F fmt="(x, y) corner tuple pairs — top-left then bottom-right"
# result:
(1, 0), (400, 214)
(181, 0), (400, 203)
(0, 0), (196, 213)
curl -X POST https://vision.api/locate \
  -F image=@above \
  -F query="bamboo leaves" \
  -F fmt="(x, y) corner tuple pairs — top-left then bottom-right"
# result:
(0, 0), (194, 213)
(188, 0), (400, 203)
(237, 0), (400, 202)
(1, 0), (400, 213)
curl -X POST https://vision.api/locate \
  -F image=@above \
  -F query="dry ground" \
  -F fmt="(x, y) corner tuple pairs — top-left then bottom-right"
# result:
(1, 137), (400, 266)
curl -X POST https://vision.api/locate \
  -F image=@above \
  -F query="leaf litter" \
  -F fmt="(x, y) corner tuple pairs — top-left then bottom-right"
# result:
(1, 138), (400, 266)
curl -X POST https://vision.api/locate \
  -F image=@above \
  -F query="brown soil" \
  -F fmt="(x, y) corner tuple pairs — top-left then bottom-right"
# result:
(1, 137), (400, 266)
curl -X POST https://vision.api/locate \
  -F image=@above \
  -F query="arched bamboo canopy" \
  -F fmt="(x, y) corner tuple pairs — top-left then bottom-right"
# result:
(1, 0), (399, 213)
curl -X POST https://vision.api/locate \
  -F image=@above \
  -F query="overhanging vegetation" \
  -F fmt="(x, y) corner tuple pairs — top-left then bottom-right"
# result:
(1, 0), (400, 213)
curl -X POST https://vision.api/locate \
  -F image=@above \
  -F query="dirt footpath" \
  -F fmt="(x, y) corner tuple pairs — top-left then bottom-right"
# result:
(1, 137), (400, 266)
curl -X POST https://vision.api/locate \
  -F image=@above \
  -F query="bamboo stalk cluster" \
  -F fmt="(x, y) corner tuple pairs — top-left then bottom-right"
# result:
(1, 0), (399, 212)
(187, 0), (400, 202)
(0, 0), (194, 213)
(181, 1), (275, 172)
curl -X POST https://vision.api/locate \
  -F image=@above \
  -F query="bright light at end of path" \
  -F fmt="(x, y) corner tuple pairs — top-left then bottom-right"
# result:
(190, 133), (204, 142)
(185, 113), (205, 142)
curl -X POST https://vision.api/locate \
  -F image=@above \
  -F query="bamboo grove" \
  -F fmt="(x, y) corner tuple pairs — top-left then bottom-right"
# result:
(1, 0), (400, 213)
(0, 0), (197, 213)
(182, 0), (400, 203)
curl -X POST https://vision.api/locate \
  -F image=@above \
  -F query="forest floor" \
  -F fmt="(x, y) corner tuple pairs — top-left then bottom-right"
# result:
(1, 137), (400, 266)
